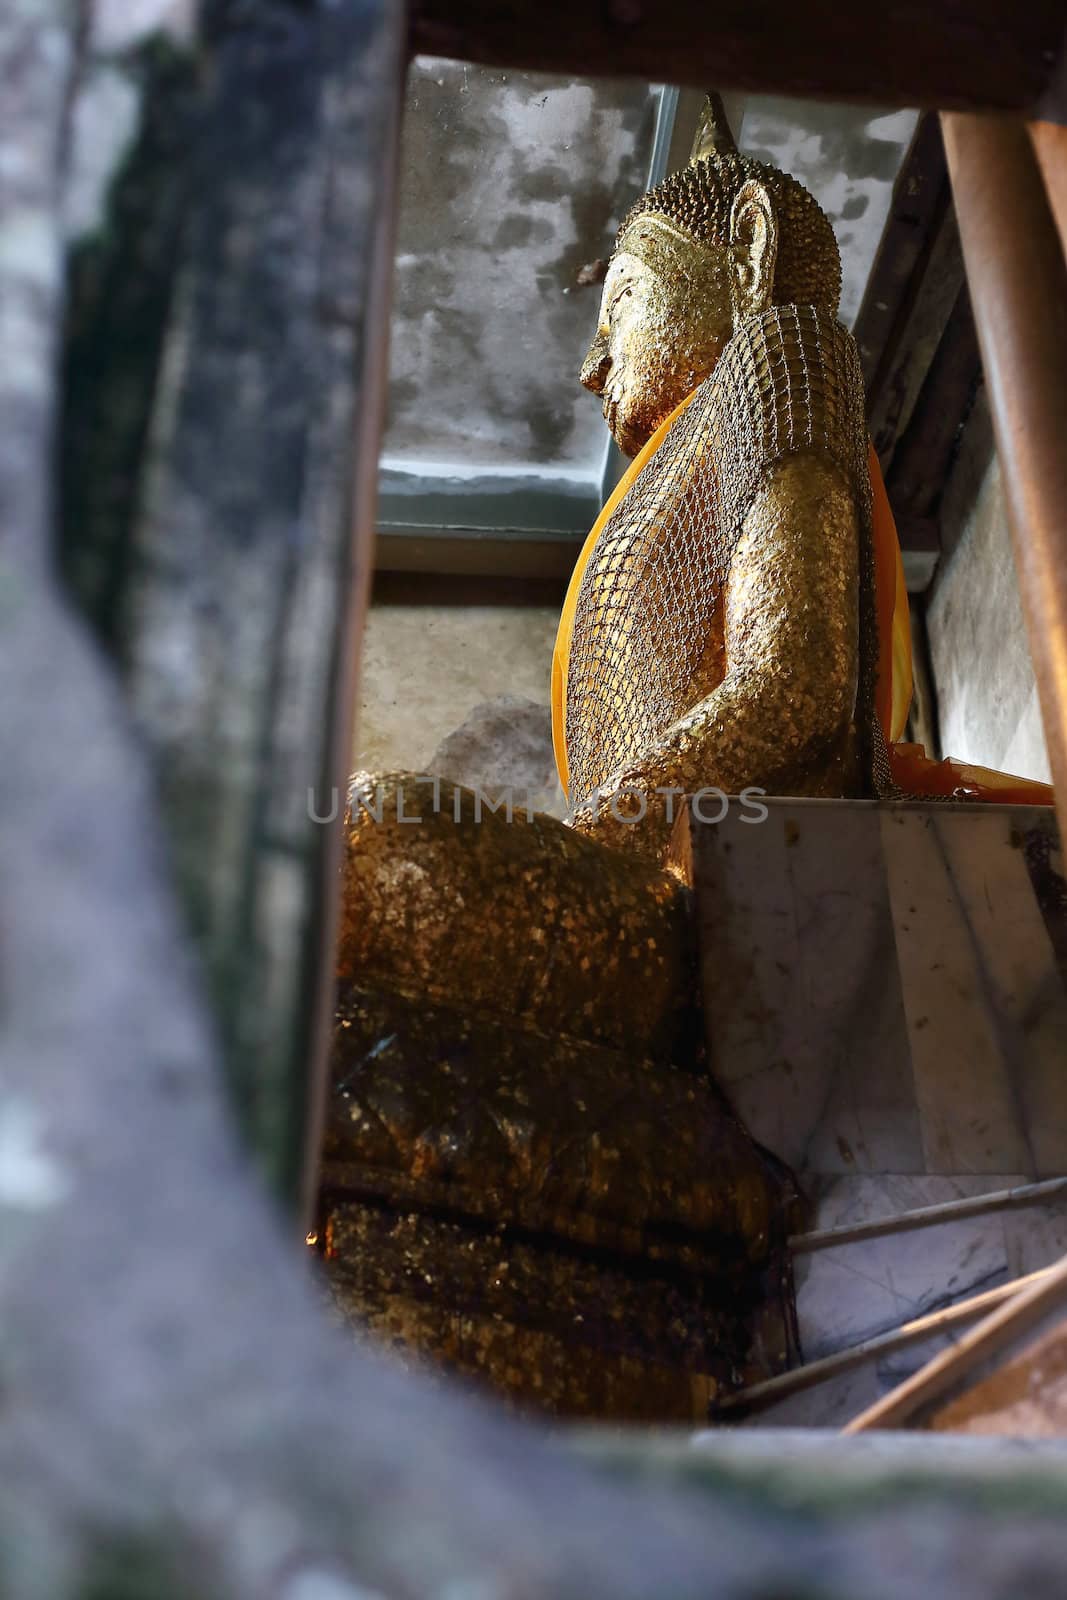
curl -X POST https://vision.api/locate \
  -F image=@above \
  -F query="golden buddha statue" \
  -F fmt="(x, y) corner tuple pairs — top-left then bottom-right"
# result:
(553, 98), (872, 862)
(320, 99), (1050, 1419)
(342, 101), (880, 958)
(548, 95), (1051, 841)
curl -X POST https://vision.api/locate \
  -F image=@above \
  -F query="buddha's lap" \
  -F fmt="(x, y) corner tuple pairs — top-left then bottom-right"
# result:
(336, 772), (694, 1060)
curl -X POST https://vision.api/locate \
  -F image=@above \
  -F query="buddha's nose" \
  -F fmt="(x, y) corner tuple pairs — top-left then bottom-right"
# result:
(580, 336), (611, 395)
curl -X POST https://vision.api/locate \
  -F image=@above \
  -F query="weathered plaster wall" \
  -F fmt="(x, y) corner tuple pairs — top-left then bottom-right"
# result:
(383, 60), (654, 476)
(926, 416), (1051, 783)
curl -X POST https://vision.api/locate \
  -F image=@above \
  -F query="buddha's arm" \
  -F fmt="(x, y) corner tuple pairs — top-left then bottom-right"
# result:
(572, 452), (860, 855)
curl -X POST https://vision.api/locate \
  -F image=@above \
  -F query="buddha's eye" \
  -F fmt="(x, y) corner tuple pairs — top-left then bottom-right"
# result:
(599, 283), (634, 338)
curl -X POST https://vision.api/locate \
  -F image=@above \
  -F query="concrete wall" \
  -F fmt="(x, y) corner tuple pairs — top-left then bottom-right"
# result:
(926, 413), (1051, 783)
(354, 601), (565, 811)
(383, 60), (654, 478)
(740, 100), (917, 326)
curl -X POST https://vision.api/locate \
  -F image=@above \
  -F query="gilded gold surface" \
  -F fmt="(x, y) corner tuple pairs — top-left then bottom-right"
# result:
(339, 775), (696, 1060)
(320, 982), (797, 1420)
(568, 303), (868, 859)
(581, 150), (841, 456)
(325, 982), (778, 1268)
(323, 1201), (777, 1421)
(326, 103), (878, 1414)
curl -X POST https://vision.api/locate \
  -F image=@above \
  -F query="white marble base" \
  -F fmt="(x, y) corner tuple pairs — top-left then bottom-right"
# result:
(687, 799), (1067, 1427)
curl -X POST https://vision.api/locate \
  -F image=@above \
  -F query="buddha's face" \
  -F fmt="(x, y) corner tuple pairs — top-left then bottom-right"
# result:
(580, 219), (735, 457)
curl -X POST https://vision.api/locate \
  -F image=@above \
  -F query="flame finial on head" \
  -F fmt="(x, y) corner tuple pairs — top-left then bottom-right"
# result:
(690, 92), (738, 164)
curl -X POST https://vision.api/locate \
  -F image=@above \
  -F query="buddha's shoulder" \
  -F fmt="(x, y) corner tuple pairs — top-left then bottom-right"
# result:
(695, 304), (868, 500)
(707, 304), (863, 414)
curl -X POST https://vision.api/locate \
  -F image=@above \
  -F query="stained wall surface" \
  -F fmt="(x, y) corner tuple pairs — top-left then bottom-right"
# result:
(382, 62), (655, 477)
(926, 411), (1051, 784)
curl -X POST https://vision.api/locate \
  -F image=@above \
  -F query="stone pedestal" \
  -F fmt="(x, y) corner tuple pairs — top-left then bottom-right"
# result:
(684, 798), (1067, 1425)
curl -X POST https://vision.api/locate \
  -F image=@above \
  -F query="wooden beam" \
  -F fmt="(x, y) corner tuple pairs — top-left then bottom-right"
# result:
(375, 529), (581, 583)
(884, 284), (982, 523)
(854, 115), (950, 396)
(1030, 120), (1067, 254)
(856, 114), (983, 587)
(929, 1317), (1067, 1434)
(866, 198), (965, 473)
(409, 1), (1066, 118)
(715, 1268), (1056, 1416)
(372, 569), (569, 607)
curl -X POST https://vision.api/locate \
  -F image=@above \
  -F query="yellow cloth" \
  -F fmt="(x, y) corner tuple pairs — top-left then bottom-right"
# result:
(552, 402), (1053, 807)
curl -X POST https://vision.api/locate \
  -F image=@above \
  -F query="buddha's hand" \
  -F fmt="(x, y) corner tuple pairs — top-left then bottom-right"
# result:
(567, 753), (687, 861)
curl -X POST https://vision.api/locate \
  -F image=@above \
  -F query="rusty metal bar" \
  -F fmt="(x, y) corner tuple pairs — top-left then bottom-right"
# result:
(713, 1267), (1055, 1416)
(1029, 121), (1067, 257)
(845, 1252), (1067, 1432)
(941, 114), (1067, 845)
(789, 1176), (1067, 1255)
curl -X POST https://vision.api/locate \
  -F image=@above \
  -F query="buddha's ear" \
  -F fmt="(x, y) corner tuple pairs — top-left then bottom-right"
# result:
(729, 179), (778, 320)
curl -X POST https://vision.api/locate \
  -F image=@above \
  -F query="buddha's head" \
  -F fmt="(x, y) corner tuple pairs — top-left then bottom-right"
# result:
(580, 100), (842, 456)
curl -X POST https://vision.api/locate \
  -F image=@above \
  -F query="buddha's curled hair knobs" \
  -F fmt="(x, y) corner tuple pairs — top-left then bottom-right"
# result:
(618, 95), (843, 314)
